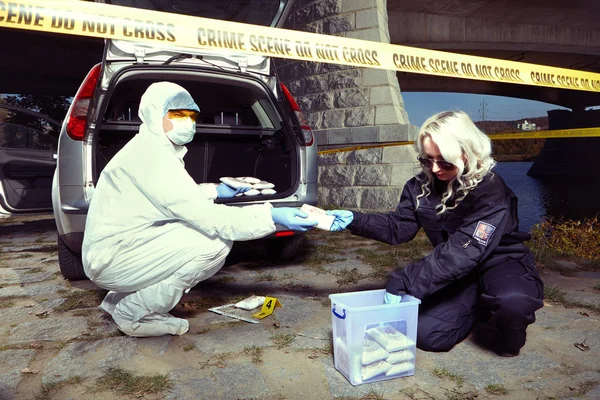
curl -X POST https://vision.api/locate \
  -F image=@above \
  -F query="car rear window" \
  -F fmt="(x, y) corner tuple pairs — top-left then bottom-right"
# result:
(104, 78), (281, 130)
(106, 0), (289, 27)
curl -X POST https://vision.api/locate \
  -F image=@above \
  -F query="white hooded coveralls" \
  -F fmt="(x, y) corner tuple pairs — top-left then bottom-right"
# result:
(82, 82), (276, 337)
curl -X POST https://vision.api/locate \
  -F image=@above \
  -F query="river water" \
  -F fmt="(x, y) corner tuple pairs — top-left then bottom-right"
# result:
(493, 162), (600, 232)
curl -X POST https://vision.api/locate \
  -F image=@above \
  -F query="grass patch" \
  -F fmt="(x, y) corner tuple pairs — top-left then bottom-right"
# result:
(92, 367), (171, 397)
(282, 272), (298, 280)
(335, 267), (365, 286)
(307, 344), (332, 358)
(210, 275), (236, 286)
(198, 352), (232, 369)
(271, 333), (296, 349)
(254, 273), (276, 282)
(286, 282), (311, 291)
(358, 391), (385, 400)
(544, 285), (600, 313)
(17, 253), (33, 259)
(441, 388), (479, 400)
(53, 290), (103, 312)
(572, 380), (599, 396)
(485, 384), (508, 395)
(71, 309), (95, 317)
(244, 345), (264, 364)
(433, 368), (464, 387)
(544, 285), (568, 303)
(183, 344), (194, 352)
(303, 243), (338, 271)
(530, 217), (600, 266)
(37, 376), (83, 399)
(180, 295), (243, 311)
(0, 300), (14, 309)
(356, 248), (398, 270)
(25, 267), (43, 274)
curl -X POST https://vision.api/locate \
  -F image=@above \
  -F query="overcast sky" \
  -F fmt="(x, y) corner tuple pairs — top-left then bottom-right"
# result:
(402, 92), (571, 127)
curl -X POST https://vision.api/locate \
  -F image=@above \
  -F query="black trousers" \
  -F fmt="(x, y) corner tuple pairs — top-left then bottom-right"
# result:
(416, 258), (544, 352)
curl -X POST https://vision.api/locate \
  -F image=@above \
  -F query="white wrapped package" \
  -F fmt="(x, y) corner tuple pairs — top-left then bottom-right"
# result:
(362, 337), (389, 365)
(300, 204), (335, 231)
(386, 349), (414, 364)
(252, 181), (275, 189)
(261, 189), (277, 195)
(362, 360), (392, 380)
(234, 295), (266, 310)
(236, 176), (261, 184)
(385, 361), (414, 377)
(243, 189), (261, 196)
(220, 177), (253, 189)
(366, 324), (414, 352)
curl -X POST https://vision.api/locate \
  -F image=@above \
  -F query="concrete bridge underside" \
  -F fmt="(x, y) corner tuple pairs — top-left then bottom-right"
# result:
(388, 0), (600, 109)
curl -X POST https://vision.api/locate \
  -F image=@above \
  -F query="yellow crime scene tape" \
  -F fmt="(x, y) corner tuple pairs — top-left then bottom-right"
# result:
(1, 0), (600, 94)
(318, 127), (600, 155)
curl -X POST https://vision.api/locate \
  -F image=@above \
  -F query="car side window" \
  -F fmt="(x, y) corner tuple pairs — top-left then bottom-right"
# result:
(0, 109), (58, 151)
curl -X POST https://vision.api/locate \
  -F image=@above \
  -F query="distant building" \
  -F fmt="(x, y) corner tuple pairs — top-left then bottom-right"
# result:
(517, 120), (537, 131)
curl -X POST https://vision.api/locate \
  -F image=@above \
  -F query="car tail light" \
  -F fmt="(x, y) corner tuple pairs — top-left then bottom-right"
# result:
(66, 63), (101, 141)
(275, 231), (295, 237)
(280, 82), (314, 146)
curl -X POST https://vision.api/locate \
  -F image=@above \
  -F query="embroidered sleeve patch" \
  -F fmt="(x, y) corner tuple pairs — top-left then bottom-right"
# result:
(472, 221), (496, 246)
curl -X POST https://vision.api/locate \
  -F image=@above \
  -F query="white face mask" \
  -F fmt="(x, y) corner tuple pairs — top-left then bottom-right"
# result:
(165, 118), (196, 145)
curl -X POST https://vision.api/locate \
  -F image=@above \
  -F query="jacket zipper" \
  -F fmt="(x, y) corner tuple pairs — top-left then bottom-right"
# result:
(462, 239), (471, 249)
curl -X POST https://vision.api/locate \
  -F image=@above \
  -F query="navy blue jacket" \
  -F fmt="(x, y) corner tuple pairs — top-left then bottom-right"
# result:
(348, 173), (535, 300)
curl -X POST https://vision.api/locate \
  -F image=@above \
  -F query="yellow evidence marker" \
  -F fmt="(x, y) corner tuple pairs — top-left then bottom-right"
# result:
(252, 297), (283, 319)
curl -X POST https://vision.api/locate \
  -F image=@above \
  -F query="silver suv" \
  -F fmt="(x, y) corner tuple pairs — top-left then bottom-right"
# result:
(52, 0), (318, 280)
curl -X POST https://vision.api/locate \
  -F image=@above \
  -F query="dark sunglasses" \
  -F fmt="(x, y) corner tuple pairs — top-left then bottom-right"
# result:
(417, 156), (456, 171)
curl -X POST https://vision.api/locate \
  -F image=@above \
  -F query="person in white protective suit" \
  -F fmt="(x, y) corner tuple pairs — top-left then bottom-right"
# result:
(82, 81), (317, 337)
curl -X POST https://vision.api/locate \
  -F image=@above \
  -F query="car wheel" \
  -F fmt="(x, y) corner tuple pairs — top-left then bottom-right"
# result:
(58, 235), (87, 281)
(265, 235), (306, 263)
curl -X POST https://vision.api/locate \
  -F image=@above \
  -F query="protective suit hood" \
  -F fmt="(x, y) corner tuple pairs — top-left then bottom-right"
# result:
(138, 81), (200, 142)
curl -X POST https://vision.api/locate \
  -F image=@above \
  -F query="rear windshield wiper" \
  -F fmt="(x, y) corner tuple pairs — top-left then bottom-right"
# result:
(162, 54), (225, 71)
(163, 54), (193, 65)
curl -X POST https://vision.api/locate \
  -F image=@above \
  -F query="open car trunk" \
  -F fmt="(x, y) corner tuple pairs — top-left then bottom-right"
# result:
(92, 68), (299, 203)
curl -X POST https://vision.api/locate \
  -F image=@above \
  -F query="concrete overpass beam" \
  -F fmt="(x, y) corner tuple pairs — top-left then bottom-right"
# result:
(389, 11), (600, 54)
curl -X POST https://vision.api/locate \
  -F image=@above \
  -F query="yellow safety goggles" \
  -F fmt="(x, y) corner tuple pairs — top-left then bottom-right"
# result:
(167, 109), (200, 122)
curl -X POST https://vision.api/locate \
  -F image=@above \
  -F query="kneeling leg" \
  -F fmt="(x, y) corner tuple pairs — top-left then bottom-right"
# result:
(480, 260), (544, 355)
(112, 248), (230, 337)
(417, 278), (479, 352)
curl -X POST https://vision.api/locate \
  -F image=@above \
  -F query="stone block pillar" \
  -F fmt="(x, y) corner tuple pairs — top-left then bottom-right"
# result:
(318, 145), (417, 212)
(276, 0), (420, 212)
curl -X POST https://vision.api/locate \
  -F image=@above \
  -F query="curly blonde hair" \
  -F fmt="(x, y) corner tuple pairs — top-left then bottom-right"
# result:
(415, 111), (496, 214)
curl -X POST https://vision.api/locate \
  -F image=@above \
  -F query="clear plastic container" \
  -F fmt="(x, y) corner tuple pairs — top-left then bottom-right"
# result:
(329, 289), (421, 386)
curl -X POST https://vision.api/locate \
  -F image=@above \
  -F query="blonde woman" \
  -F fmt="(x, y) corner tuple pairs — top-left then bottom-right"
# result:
(327, 111), (543, 357)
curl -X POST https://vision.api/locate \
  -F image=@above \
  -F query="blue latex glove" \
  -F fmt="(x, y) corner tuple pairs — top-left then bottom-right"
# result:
(384, 292), (402, 304)
(216, 183), (249, 198)
(326, 210), (354, 231)
(271, 207), (318, 231)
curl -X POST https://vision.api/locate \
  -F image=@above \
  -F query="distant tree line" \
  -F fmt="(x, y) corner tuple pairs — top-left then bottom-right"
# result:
(476, 117), (548, 161)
